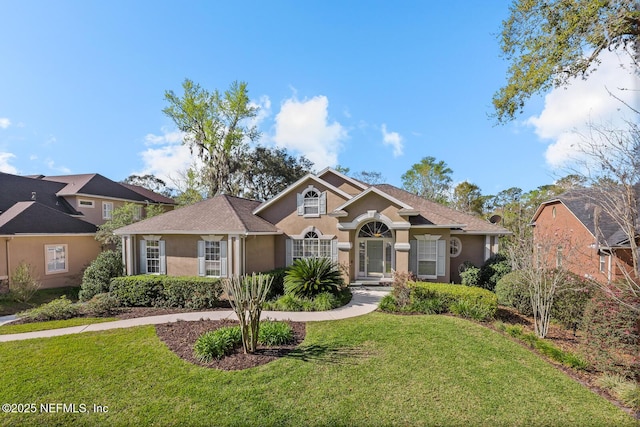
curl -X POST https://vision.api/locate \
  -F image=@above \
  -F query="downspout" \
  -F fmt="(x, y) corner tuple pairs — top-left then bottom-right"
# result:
(4, 237), (12, 286)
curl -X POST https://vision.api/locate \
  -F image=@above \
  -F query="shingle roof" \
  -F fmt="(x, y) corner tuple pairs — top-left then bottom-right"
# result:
(375, 184), (510, 234)
(0, 202), (98, 235)
(115, 194), (279, 235)
(41, 174), (150, 202)
(120, 183), (176, 205)
(0, 172), (80, 216)
(550, 186), (640, 247)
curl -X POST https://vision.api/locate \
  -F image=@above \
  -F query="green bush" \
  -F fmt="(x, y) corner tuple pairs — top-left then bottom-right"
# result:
(378, 295), (398, 312)
(478, 253), (511, 291)
(81, 293), (120, 316)
(258, 320), (294, 346)
(459, 264), (480, 288)
(495, 271), (532, 316)
(193, 326), (242, 362)
(552, 274), (592, 333)
(263, 268), (288, 299)
(284, 258), (344, 298)
(10, 261), (41, 303)
(265, 288), (351, 312)
(596, 375), (640, 411)
(381, 282), (497, 320)
(581, 285), (640, 379)
(79, 250), (123, 301)
(17, 296), (79, 321)
(109, 275), (222, 309)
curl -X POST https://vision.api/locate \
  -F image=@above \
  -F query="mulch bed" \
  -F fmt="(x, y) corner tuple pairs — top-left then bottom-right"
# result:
(155, 319), (306, 371)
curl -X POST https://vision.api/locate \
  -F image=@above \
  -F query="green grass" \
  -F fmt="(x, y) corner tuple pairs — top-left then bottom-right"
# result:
(0, 286), (80, 316)
(0, 313), (636, 426)
(0, 317), (117, 335)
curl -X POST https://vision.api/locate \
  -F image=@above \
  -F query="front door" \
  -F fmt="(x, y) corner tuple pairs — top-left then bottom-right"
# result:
(366, 240), (384, 276)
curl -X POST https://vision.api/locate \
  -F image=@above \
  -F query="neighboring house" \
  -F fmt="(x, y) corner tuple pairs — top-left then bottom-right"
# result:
(531, 187), (639, 283)
(0, 172), (175, 289)
(115, 168), (509, 283)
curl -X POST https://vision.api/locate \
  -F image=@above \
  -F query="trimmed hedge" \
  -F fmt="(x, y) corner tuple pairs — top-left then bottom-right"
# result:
(380, 282), (497, 321)
(109, 275), (223, 309)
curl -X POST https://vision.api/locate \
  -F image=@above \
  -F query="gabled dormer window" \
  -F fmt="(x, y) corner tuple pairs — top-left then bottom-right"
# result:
(297, 186), (326, 217)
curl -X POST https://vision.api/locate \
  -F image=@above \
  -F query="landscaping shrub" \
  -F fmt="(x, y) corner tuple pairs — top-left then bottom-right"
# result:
(265, 288), (351, 312)
(495, 271), (532, 316)
(596, 374), (640, 411)
(193, 326), (242, 362)
(284, 258), (344, 298)
(10, 261), (41, 303)
(478, 253), (511, 291)
(311, 292), (338, 311)
(380, 282), (497, 320)
(551, 273), (592, 333)
(258, 320), (294, 346)
(109, 275), (222, 309)
(581, 286), (640, 380)
(378, 295), (398, 312)
(391, 270), (414, 309)
(81, 293), (120, 316)
(263, 267), (288, 299)
(79, 250), (123, 301)
(17, 296), (79, 321)
(459, 263), (480, 288)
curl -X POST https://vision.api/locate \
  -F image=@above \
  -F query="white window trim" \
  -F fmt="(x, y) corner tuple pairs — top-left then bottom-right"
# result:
(412, 235), (445, 279)
(450, 237), (462, 258)
(45, 244), (68, 275)
(198, 239), (227, 277)
(296, 185), (327, 217)
(78, 199), (95, 208)
(140, 237), (166, 275)
(102, 201), (114, 220)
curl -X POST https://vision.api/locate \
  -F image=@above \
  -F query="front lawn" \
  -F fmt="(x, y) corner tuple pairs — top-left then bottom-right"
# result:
(0, 313), (636, 426)
(0, 286), (80, 316)
(0, 317), (117, 335)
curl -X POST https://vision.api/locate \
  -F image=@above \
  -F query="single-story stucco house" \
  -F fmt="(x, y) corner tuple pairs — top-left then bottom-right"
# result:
(115, 168), (509, 284)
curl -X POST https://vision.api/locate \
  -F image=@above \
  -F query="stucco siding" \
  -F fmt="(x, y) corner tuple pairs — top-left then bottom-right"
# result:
(245, 235), (275, 273)
(2, 235), (101, 289)
(449, 235), (485, 283)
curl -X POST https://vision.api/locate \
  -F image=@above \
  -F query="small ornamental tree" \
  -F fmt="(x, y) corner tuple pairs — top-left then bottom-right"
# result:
(222, 273), (272, 354)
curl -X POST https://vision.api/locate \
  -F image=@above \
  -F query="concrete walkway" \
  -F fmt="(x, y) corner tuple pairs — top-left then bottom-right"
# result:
(0, 287), (390, 343)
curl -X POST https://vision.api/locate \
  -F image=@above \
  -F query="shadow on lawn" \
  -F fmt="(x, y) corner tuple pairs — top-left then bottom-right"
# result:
(286, 344), (374, 365)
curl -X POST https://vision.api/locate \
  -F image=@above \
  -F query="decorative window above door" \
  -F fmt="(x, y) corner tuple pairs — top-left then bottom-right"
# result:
(358, 221), (392, 238)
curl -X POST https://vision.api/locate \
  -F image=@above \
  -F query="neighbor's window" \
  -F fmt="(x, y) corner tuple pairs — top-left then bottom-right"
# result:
(102, 202), (114, 220)
(45, 244), (68, 274)
(599, 254), (607, 273)
(556, 246), (563, 268)
(78, 199), (94, 208)
(133, 205), (143, 221)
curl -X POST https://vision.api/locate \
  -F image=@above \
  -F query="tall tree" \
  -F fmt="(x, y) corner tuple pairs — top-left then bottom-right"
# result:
(172, 167), (205, 207)
(401, 156), (453, 204)
(239, 146), (313, 201)
(352, 170), (385, 185)
(96, 203), (164, 250)
(163, 79), (260, 197)
(451, 181), (485, 215)
(493, 0), (639, 123)
(122, 174), (173, 197)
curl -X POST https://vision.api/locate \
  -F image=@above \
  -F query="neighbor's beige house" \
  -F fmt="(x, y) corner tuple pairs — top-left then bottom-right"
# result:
(115, 168), (509, 283)
(0, 172), (175, 289)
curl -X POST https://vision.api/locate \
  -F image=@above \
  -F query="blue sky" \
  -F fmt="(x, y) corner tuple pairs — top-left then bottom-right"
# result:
(1, 1), (637, 196)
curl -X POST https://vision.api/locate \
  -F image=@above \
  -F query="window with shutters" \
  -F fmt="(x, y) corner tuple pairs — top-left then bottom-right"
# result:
(146, 239), (161, 274)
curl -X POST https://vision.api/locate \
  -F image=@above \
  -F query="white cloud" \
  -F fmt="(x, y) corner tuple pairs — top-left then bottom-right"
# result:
(137, 128), (196, 184)
(273, 95), (347, 169)
(526, 49), (639, 168)
(0, 118), (10, 129)
(0, 152), (17, 174)
(381, 124), (404, 157)
(45, 159), (71, 174)
(249, 95), (271, 132)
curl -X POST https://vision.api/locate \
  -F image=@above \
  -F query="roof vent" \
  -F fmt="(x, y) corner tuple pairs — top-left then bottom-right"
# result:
(31, 192), (36, 201)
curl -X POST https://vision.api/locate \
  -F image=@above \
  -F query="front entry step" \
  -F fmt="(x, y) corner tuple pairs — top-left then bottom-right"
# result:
(351, 278), (393, 287)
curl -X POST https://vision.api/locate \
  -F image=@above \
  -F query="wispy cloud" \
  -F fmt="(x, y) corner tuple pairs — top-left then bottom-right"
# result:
(137, 128), (196, 184)
(45, 159), (71, 174)
(381, 124), (404, 157)
(526, 49), (639, 168)
(273, 95), (347, 169)
(0, 118), (10, 129)
(144, 127), (184, 146)
(0, 152), (17, 174)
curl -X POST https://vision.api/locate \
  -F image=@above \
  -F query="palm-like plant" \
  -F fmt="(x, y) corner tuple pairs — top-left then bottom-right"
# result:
(284, 258), (344, 298)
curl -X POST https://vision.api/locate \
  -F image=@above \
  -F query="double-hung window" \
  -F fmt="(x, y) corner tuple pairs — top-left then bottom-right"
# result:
(292, 232), (332, 262)
(102, 202), (114, 220)
(198, 238), (227, 277)
(296, 186), (326, 217)
(140, 237), (166, 274)
(411, 235), (446, 279)
(45, 244), (68, 274)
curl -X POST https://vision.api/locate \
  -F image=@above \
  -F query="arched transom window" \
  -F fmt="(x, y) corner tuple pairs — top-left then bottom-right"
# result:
(358, 221), (392, 238)
(292, 231), (332, 261)
(304, 190), (320, 215)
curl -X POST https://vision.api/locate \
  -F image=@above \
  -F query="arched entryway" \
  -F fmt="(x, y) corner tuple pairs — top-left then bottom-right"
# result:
(356, 221), (394, 278)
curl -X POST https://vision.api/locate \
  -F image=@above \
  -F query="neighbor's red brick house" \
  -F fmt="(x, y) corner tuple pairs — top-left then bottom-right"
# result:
(531, 187), (638, 283)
